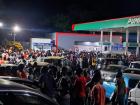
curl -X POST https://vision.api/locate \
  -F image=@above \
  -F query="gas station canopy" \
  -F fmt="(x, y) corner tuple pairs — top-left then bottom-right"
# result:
(72, 15), (140, 56)
(72, 15), (140, 32)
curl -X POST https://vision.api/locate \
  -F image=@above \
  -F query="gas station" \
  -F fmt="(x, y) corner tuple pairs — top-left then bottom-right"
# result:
(72, 15), (140, 56)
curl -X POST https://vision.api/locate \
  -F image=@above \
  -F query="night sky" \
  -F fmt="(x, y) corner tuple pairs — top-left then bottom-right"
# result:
(0, 0), (140, 37)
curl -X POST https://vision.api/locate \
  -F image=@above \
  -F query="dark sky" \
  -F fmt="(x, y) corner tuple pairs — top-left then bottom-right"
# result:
(0, 0), (140, 32)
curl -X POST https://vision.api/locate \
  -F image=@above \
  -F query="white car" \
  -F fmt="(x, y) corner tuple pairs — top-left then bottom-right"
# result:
(128, 81), (140, 105)
(123, 68), (140, 75)
(101, 64), (127, 80)
(129, 61), (140, 69)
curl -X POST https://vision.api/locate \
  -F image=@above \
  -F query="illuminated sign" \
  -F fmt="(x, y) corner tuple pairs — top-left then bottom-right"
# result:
(31, 38), (51, 51)
(128, 17), (140, 24)
(123, 42), (138, 47)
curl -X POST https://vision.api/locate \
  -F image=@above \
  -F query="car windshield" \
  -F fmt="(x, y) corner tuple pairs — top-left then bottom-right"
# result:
(105, 59), (119, 65)
(129, 79), (139, 89)
(105, 66), (122, 72)
(130, 63), (140, 69)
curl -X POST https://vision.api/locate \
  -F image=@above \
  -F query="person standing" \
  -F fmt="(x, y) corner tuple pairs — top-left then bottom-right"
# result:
(17, 64), (28, 79)
(90, 70), (106, 105)
(39, 66), (56, 99)
(73, 67), (86, 105)
(114, 71), (126, 105)
(58, 67), (71, 105)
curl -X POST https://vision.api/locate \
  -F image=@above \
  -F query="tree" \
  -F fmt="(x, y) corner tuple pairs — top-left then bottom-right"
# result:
(6, 41), (23, 51)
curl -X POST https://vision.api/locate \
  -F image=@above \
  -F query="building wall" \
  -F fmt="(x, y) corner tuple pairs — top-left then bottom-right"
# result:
(53, 32), (122, 50)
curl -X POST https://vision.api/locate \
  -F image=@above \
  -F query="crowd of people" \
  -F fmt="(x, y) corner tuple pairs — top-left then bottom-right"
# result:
(0, 46), (137, 65)
(0, 47), (138, 105)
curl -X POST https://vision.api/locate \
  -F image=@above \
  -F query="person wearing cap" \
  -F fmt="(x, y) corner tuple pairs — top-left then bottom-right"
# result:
(114, 71), (126, 105)
(90, 70), (106, 105)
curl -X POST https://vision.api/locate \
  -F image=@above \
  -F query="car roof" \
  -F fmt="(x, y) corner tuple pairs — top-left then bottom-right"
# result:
(43, 56), (64, 59)
(30, 62), (49, 66)
(108, 64), (122, 67)
(0, 64), (17, 67)
(108, 64), (126, 68)
(99, 58), (119, 60)
(123, 68), (140, 74)
(0, 76), (20, 79)
(0, 79), (36, 91)
(0, 79), (58, 105)
(131, 61), (140, 64)
(125, 68), (140, 71)
(0, 76), (33, 82)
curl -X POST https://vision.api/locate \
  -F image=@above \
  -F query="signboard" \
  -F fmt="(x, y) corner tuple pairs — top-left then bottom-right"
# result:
(99, 42), (111, 45)
(31, 38), (51, 51)
(128, 16), (140, 24)
(123, 42), (138, 47)
(74, 45), (102, 52)
(73, 15), (140, 31)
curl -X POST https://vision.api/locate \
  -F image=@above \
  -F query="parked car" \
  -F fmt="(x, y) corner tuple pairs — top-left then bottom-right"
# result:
(103, 73), (140, 104)
(0, 76), (39, 89)
(123, 68), (140, 75)
(30, 61), (49, 66)
(30, 61), (49, 80)
(129, 61), (140, 69)
(101, 64), (127, 80)
(40, 56), (64, 67)
(0, 79), (59, 105)
(97, 58), (121, 69)
(128, 81), (140, 105)
(0, 64), (18, 76)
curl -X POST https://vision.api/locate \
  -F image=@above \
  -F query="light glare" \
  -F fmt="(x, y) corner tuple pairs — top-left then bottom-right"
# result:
(0, 22), (3, 27)
(13, 25), (21, 32)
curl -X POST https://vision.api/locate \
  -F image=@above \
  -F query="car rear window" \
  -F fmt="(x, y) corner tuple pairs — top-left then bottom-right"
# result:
(128, 79), (139, 89)
(130, 63), (140, 69)
(124, 70), (140, 75)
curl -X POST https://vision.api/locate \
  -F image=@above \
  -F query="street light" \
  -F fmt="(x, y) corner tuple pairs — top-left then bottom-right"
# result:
(0, 22), (3, 27)
(12, 25), (21, 43)
(13, 25), (21, 32)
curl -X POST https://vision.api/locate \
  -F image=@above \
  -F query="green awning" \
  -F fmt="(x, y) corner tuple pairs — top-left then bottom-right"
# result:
(72, 15), (140, 31)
